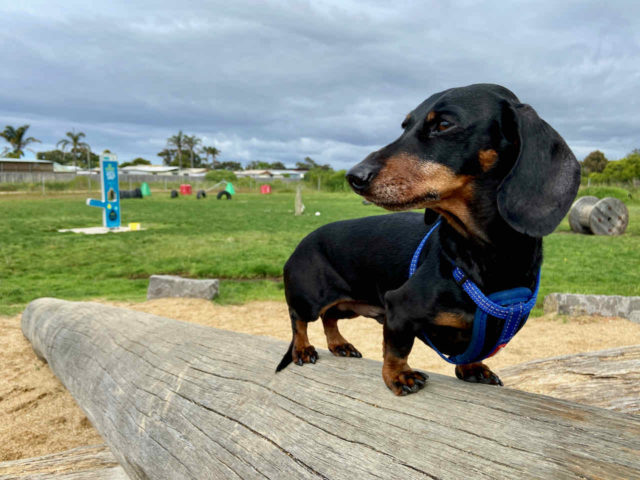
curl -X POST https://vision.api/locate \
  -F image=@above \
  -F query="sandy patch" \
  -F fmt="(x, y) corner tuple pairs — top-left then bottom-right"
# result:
(2, 298), (640, 461)
(0, 315), (103, 461)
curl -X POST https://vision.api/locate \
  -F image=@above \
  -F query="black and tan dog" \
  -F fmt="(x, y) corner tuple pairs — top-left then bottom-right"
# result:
(276, 84), (580, 395)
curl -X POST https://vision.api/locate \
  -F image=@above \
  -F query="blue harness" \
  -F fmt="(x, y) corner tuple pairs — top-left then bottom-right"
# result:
(408, 219), (540, 364)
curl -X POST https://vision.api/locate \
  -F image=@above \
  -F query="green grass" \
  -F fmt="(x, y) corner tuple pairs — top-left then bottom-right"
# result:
(0, 192), (383, 315)
(1, 191), (639, 316)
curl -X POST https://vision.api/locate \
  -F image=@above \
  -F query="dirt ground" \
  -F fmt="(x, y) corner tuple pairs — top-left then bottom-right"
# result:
(2, 298), (640, 461)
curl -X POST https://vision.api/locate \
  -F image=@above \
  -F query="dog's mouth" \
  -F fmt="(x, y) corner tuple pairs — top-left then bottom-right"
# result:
(366, 192), (440, 211)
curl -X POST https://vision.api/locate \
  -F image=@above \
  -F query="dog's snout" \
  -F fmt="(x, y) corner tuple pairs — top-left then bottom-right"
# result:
(346, 164), (377, 194)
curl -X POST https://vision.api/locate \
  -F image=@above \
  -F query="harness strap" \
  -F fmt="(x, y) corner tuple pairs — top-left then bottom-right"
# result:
(408, 218), (540, 364)
(408, 219), (442, 277)
(452, 267), (540, 321)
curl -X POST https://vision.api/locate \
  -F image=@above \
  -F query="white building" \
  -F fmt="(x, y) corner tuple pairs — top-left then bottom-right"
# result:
(233, 169), (307, 180)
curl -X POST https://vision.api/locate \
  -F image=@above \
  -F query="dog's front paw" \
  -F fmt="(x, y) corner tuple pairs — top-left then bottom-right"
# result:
(329, 342), (362, 358)
(383, 369), (428, 396)
(293, 345), (318, 366)
(455, 363), (503, 386)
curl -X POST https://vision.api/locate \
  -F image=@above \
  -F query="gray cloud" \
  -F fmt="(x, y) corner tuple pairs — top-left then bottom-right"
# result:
(1, 0), (639, 168)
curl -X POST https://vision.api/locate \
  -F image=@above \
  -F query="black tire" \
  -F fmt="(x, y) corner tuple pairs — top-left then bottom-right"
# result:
(217, 191), (231, 200)
(170, 190), (179, 198)
(197, 190), (207, 199)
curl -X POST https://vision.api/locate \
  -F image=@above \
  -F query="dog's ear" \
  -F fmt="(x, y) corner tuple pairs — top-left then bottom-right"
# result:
(497, 103), (581, 237)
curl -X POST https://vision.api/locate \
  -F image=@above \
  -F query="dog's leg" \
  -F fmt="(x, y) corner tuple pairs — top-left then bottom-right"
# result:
(321, 317), (362, 358)
(291, 318), (318, 366)
(276, 309), (318, 372)
(455, 362), (503, 386)
(381, 323), (428, 395)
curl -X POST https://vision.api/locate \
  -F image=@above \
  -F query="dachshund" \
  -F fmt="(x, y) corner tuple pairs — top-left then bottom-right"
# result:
(276, 83), (580, 395)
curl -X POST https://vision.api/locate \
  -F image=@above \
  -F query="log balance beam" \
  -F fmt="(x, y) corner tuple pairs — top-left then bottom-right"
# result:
(22, 298), (640, 480)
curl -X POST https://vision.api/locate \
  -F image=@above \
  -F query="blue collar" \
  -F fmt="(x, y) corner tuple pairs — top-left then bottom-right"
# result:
(408, 218), (540, 364)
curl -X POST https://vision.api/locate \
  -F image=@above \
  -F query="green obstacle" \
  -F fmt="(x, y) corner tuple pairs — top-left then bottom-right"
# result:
(141, 182), (151, 197)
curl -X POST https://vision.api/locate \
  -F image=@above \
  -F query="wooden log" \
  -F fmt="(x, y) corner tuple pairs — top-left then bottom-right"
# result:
(499, 345), (640, 414)
(0, 444), (128, 479)
(22, 298), (640, 480)
(568, 195), (629, 235)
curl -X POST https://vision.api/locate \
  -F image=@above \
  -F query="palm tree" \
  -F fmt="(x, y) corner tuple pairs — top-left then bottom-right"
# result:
(56, 139), (69, 164)
(0, 125), (41, 157)
(167, 131), (185, 170)
(183, 134), (202, 169)
(201, 145), (220, 167)
(57, 130), (89, 169)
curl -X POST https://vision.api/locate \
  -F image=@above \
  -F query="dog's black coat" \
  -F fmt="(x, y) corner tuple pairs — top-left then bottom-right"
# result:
(277, 84), (580, 394)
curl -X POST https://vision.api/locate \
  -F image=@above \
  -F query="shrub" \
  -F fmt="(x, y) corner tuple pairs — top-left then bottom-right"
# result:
(304, 168), (349, 192)
(205, 170), (237, 183)
(589, 152), (640, 184)
(577, 186), (632, 202)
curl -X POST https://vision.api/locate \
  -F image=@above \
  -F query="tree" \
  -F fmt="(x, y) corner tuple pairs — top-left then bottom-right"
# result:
(183, 134), (202, 169)
(245, 160), (287, 170)
(590, 152), (640, 184)
(157, 148), (173, 166)
(120, 157), (152, 168)
(131, 157), (151, 165)
(167, 131), (185, 170)
(38, 149), (100, 167)
(201, 146), (221, 166)
(213, 160), (242, 171)
(0, 125), (41, 157)
(57, 130), (90, 168)
(246, 160), (273, 170)
(582, 150), (608, 175)
(296, 156), (331, 171)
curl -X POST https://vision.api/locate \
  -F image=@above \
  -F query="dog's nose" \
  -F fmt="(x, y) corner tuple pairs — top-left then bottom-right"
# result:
(346, 164), (376, 194)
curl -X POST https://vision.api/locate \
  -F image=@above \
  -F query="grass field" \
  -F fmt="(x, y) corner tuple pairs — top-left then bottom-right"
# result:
(1, 189), (639, 316)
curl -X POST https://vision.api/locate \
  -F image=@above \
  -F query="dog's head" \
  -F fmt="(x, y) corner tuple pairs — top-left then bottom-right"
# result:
(347, 84), (581, 237)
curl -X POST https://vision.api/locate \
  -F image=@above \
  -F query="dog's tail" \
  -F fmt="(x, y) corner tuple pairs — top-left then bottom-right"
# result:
(275, 341), (294, 372)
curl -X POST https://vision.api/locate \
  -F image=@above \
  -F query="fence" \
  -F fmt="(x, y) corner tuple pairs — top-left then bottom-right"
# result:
(0, 172), (314, 196)
(0, 172), (210, 185)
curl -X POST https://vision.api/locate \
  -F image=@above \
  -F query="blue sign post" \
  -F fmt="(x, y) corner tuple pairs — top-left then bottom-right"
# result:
(86, 154), (121, 229)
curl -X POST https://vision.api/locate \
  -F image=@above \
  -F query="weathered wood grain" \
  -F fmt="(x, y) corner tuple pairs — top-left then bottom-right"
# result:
(0, 444), (128, 479)
(568, 195), (629, 235)
(22, 298), (640, 480)
(500, 345), (640, 414)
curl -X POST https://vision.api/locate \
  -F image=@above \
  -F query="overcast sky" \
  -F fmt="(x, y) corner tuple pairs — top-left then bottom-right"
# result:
(2, 0), (639, 168)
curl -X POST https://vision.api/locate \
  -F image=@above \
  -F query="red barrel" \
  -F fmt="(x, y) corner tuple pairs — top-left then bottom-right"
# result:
(260, 184), (272, 194)
(180, 184), (192, 195)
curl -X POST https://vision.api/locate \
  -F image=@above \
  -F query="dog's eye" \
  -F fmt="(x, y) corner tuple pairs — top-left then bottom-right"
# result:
(435, 120), (452, 132)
